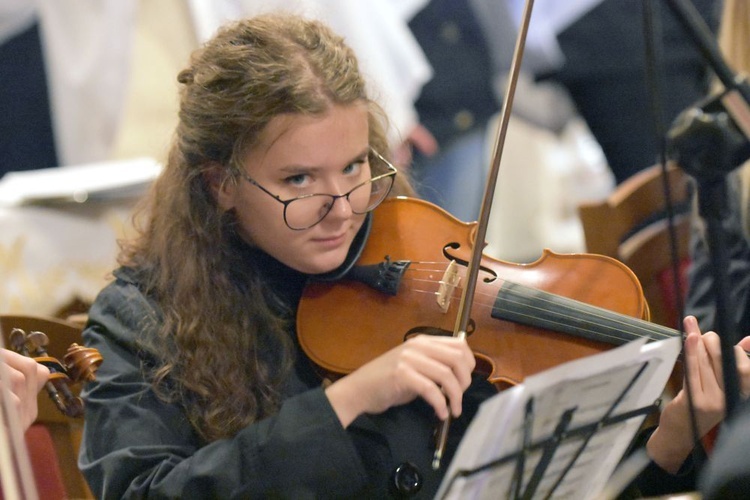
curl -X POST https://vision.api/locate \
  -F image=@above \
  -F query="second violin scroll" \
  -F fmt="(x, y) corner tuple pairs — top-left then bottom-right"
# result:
(9, 328), (102, 418)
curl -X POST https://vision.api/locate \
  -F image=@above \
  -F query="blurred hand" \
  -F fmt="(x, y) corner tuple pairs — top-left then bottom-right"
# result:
(2, 348), (50, 431)
(392, 124), (439, 170)
(647, 316), (750, 473)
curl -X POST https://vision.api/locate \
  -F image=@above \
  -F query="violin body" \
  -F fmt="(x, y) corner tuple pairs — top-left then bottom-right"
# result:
(298, 197), (654, 389)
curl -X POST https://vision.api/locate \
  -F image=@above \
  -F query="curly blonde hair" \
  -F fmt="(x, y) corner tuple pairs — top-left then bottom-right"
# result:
(119, 14), (412, 442)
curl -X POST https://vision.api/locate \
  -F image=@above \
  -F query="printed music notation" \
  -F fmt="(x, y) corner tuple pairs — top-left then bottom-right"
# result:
(437, 336), (680, 500)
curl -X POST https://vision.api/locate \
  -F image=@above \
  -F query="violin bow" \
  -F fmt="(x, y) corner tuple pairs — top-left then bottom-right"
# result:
(432, 0), (536, 470)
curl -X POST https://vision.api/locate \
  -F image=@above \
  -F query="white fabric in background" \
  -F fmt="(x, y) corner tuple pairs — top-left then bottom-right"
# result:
(0, 158), (160, 315)
(33, 0), (432, 166)
(0, 0), (35, 46)
(188, 0), (433, 146)
(34, 0), (137, 167)
(484, 114), (614, 264)
(0, 199), (137, 315)
(507, 0), (606, 73)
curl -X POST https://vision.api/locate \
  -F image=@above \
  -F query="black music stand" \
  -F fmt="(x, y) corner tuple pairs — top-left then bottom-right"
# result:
(436, 337), (681, 499)
(664, 0), (750, 419)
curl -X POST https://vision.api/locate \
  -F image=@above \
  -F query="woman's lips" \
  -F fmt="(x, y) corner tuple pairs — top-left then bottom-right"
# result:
(311, 232), (347, 249)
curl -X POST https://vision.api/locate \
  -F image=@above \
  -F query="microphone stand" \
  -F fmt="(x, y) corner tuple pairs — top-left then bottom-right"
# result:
(664, 0), (750, 420)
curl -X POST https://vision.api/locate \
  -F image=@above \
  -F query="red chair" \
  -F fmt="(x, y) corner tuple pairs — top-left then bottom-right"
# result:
(25, 424), (67, 500)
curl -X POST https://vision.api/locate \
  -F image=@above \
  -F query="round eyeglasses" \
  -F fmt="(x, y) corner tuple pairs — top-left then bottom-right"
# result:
(238, 148), (397, 230)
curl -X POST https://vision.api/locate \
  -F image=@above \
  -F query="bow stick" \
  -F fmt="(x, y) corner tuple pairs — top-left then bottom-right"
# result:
(432, 0), (536, 470)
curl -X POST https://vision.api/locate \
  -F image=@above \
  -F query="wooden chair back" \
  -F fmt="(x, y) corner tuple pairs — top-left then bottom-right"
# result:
(1, 314), (94, 499)
(578, 163), (693, 328)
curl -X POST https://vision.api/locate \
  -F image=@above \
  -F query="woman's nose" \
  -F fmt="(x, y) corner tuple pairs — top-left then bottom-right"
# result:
(325, 193), (354, 220)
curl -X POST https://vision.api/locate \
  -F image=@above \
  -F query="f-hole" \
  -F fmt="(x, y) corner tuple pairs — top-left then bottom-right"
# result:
(403, 319), (477, 342)
(443, 242), (497, 283)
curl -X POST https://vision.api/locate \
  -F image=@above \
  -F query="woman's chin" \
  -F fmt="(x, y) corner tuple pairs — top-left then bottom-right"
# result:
(293, 250), (349, 275)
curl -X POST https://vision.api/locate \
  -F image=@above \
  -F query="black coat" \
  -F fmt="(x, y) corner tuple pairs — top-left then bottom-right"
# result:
(78, 240), (491, 499)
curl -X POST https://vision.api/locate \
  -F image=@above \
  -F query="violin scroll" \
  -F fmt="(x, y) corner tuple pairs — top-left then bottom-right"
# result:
(9, 328), (102, 418)
(64, 342), (102, 383)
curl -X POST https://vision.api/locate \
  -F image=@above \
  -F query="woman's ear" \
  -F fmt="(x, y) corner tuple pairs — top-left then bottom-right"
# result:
(204, 163), (236, 211)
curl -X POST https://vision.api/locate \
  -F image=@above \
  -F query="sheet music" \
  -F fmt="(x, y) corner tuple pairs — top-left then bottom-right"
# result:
(437, 337), (681, 500)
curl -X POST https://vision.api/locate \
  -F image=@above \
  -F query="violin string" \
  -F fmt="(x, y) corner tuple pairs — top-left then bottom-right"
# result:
(408, 265), (673, 342)
(400, 263), (676, 344)
(404, 280), (669, 346)
(398, 273), (699, 371)
(486, 287), (674, 342)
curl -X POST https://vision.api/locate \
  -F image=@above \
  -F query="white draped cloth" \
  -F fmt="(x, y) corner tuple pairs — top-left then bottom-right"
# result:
(189, 0), (432, 146)
(34, 0), (138, 167)
(0, 201), (134, 316)
(0, 159), (159, 316)
(29, 0), (432, 165)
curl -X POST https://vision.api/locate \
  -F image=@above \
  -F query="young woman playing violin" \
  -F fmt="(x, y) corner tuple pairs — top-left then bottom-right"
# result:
(76, 12), (750, 499)
(77, 14), (490, 498)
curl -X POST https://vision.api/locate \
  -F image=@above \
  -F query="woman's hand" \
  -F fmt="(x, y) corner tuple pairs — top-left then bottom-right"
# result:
(325, 335), (475, 428)
(1, 348), (50, 431)
(647, 316), (750, 473)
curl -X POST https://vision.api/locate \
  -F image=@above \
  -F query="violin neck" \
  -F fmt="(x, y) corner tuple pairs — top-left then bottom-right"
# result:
(491, 282), (679, 346)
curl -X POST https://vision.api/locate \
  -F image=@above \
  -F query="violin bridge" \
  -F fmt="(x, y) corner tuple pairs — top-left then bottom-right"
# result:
(436, 260), (460, 313)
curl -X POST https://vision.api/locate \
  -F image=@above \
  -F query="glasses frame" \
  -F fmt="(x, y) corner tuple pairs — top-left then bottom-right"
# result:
(237, 147), (398, 230)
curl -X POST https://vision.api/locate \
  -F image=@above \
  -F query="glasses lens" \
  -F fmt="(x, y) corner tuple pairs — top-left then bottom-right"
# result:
(349, 175), (394, 214)
(285, 195), (332, 230)
(282, 153), (396, 230)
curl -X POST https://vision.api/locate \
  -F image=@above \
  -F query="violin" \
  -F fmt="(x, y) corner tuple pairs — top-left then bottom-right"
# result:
(297, 197), (680, 390)
(297, 0), (677, 393)
(297, 0), (691, 470)
(9, 328), (102, 418)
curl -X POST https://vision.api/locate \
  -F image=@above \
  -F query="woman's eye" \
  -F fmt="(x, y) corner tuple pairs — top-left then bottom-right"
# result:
(343, 160), (365, 176)
(284, 173), (309, 187)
